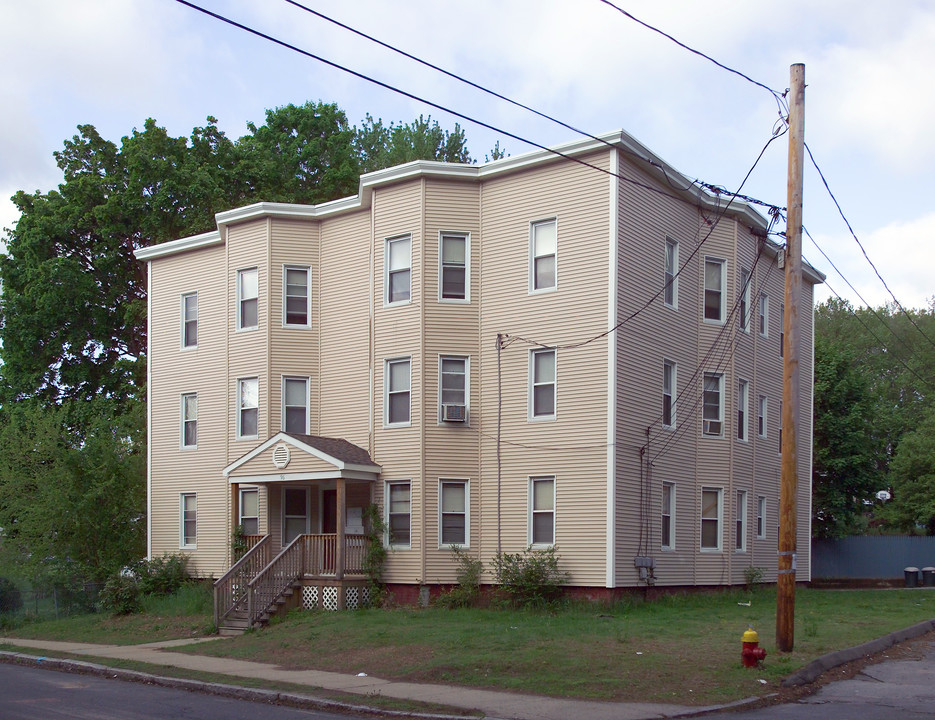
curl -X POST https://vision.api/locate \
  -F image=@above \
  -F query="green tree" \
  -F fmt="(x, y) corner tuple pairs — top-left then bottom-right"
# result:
(355, 114), (470, 174)
(883, 408), (935, 534)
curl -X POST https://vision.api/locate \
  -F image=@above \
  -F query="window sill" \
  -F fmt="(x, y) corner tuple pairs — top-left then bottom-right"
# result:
(528, 286), (557, 295)
(528, 415), (556, 423)
(235, 326), (259, 333)
(700, 548), (722, 553)
(384, 422), (412, 429)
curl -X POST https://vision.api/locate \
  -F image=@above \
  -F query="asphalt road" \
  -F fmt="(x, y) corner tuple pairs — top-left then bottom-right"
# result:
(0, 663), (362, 720)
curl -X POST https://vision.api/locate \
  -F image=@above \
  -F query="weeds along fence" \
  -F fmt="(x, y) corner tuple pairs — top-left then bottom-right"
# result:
(0, 582), (104, 625)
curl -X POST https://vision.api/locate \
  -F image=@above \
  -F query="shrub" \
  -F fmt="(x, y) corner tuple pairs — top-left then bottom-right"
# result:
(0, 577), (23, 614)
(493, 546), (569, 608)
(100, 574), (141, 615)
(361, 504), (387, 607)
(136, 554), (189, 596)
(436, 546), (484, 609)
(743, 565), (765, 592)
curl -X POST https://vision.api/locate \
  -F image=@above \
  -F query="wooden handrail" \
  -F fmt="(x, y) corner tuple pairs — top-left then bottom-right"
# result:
(213, 535), (271, 628)
(247, 534), (304, 627)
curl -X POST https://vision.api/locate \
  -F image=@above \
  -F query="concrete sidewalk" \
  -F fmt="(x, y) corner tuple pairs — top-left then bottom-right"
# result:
(0, 636), (711, 720)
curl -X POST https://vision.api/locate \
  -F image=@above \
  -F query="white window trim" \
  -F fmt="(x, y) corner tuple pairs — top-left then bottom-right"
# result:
(662, 359), (676, 430)
(757, 395), (768, 439)
(282, 376), (310, 434)
(703, 257), (727, 324)
(180, 392), (197, 450)
(736, 490), (748, 553)
(438, 478), (470, 548)
(438, 232), (470, 303)
(700, 486), (723, 552)
(180, 492), (197, 549)
(737, 379), (749, 442)
(528, 348), (557, 421)
(180, 291), (198, 350)
(702, 372), (724, 437)
(759, 293), (769, 337)
(661, 481), (675, 550)
(664, 236), (679, 310)
(237, 376), (259, 440)
(739, 268), (751, 333)
(756, 495), (767, 539)
(386, 480), (412, 549)
(384, 357), (412, 428)
(239, 487), (259, 535)
(438, 355), (469, 424)
(385, 235), (412, 307)
(780, 302), (785, 357)
(237, 267), (259, 331)
(282, 265), (311, 329)
(529, 218), (558, 294)
(528, 475), (556, 548)
(281, 486), (309, 546)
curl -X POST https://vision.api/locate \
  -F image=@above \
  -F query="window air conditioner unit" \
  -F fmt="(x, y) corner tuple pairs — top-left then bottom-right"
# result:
(704, 420), (722, 436)
(442, 404), (467, 422)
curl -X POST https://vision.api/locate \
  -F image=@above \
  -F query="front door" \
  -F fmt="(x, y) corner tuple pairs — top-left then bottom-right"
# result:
(283, 487), (309, 545)
(322, 489), (337, 534)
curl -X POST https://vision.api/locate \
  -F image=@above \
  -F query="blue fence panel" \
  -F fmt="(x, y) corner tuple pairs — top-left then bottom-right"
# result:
(812, 536), (935, 579)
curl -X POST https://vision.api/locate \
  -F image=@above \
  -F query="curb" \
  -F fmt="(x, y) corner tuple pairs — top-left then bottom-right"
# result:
(0, 650), (473, 720)
(780, 618), (935, 687)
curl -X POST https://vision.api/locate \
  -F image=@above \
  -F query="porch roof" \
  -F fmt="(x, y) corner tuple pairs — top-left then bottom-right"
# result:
(223, 432), (381, 483)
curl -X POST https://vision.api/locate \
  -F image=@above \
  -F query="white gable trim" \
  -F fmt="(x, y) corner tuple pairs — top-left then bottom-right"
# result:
(222, 432), (380, 477)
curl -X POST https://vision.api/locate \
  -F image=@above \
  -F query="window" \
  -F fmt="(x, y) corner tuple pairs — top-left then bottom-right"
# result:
(439, 356), (467, 421)
(758, 293), (769, 337)
(181, 393), (197, 449)
(738, 268), (751, 332)
(386, 236), (411, 304)
(757, 395), (767, 438)
(530, 219), (557, 292)
(180, 493), (196, 548)
(440, 233), (468, 301)
(703, 258), (725, 322)
(664, 237), (678, 308)
(181, 292), (198, 348)
(779, 399), (783, 451)
(756, 496), (766, 539)
(530, 349), (556, 419)
(530, 476), (555, 546)
(737, 380), (749, 441)
(386, 358), (411, 426)
(736, 490), (747, 552)
(238, 377), (258, 439)
(283, 266), (310, 327)
(240, 488), (259, 535)
(282, 377), (309, 434)
(440, 480), (468, 546)
(662, 360), (676, 428)
(387, 482), (411, 547)
(702, 372), (723, 436)
(238, 268), (258, 330)
(700, 487), (722, 551)
(282, 487), (308, 546)
(661, 482), (675, 550)
(780, 302), (785, 357)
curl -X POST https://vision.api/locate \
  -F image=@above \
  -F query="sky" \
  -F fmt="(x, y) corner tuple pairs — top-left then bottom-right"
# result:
(2, 0), (933, 310)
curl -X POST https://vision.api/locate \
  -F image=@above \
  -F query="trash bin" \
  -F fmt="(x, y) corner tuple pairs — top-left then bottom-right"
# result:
(905, 567), (920, 588)
(923, 567), (935, 587)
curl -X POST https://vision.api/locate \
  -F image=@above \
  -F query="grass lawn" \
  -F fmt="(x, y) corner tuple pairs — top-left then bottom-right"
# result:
(3, 584), (934, 706)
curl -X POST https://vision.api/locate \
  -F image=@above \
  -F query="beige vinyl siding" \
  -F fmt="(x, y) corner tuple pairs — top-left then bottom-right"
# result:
(228, 446), (348, 478)
(372, 180), (425, 584)
(148, 243), (229, 577)
(478, 152), (611, 587)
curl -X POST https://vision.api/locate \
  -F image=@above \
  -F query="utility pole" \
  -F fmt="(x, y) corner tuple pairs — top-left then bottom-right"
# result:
(777, 63), (804, 652)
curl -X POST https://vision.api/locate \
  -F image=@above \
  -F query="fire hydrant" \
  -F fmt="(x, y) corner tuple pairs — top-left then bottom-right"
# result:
(741, 627), (767, 668)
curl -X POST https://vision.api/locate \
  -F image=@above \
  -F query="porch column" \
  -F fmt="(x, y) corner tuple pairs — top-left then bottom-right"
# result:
(336, 478), (346, 610)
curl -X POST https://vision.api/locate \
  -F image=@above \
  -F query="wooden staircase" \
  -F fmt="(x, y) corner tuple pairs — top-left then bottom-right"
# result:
(217, 581), (300, 636)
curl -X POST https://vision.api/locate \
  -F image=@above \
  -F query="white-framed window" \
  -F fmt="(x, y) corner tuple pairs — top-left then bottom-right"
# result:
(780, 301), (785, 357)
(757, 395), (767, 438)
(661, 481), (675, 550)
(758, 293), (769, 337)
(238, 377), (259, 439)
(283, 265), (310, 327)
(387, 481), (411, 548)
(440, 233), (469, 301)
(181, 392), (197, 449)
(239, 488), (259, 535)
(700, 487), (722, 551)
(738, 268), (751, 332)
(779, 399), (783, 452)
(529, 349), (556, 420)
(282, 487), (308, 546)
(439, 479), (468, 547)
(736, 490), (747, 552)
(386, 235), (411, 305)
(439, 356), (468, 422)
(737, 379), (749, 442)
(529, 476), (555, 546)
(181, 292), (198, 348)
(282, 377), (309, 434)
(702, 372), (723, 437)
(663, 359), (676, 428)
(530, 219), (557, 292)
(238, 268), (259, 330)
(180, 493), (197, 548)
(756, 496), (766, 539)
(385, 358), (411, 426)
(703, 258), (726, 323)
(664, 237), (678, 309)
